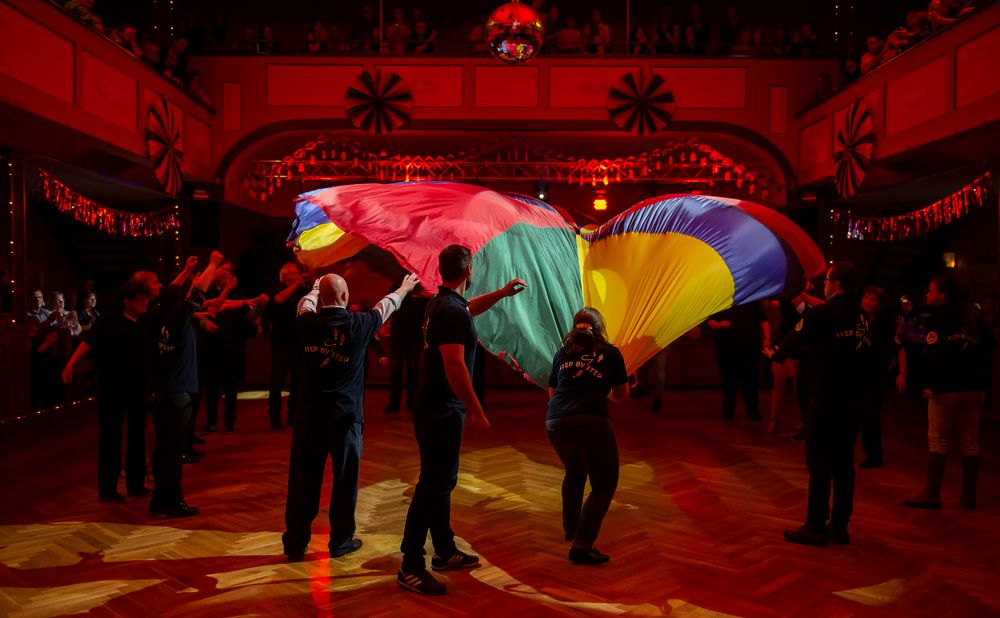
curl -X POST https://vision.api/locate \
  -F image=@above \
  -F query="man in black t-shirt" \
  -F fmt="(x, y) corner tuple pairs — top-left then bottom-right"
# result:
(772, 262), (872, 547)
(149, 250), (226, 519)
(398, 245), (526, 596)
(282, 272), (419, 561)
(62, 281), (152, 503)
(266, 262), (311, 429)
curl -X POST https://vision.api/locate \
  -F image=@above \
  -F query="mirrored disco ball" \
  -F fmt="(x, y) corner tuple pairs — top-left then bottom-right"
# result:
(485, 2), (544, 64)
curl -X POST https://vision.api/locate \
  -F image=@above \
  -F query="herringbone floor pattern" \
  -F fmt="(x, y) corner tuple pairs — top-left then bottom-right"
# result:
(1, 387), (998, 617)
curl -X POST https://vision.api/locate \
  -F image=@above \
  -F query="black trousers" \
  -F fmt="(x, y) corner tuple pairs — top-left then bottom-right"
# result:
(269, 343), (300, 423)
(151, 392), (193, 507)
(282, 412), (363, 554)
(387, 337), (422, 409)
(400, 412), (464, 570)
(715, 341), (761, 417)
(203, 345), (239, 430)
(546, 415), (619, 547)
(860, 382), (886, 463)
(97, 381), (147, 496)
(803, 397), (864, 531)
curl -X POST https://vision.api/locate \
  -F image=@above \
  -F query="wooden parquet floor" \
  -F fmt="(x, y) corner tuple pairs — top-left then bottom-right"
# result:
(1, 387), (999, 617)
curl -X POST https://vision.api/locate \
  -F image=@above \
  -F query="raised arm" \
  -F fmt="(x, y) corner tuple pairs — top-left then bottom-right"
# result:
(468, 278), (527, 317)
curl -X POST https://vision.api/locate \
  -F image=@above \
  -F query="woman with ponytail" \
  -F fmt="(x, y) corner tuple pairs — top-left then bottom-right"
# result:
(546, 307), (629, 565)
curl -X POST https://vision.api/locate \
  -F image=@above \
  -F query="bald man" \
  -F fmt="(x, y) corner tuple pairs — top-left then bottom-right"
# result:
(283, 271), (420, 561)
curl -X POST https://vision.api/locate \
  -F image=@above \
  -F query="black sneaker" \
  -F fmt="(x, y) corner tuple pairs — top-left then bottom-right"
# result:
(827, 525), (850, 545)
(330, 538), (363, 558)
(98, 492), (127, 504)
(284, 547), (308, 562)
(431, 549), (479, 571)
(160, 502), (200, 518)
(569, 547), (610, 565)
(397, 568), (447, 595)
(783, 525), (828, 547)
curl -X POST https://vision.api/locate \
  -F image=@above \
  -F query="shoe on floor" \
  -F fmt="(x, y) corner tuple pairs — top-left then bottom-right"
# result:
(397, 568), (447, 595)
(859, 459), (883, 469)
(569, 546), (610, 564)
(284, 546), (308, 562)
(127, 487), (151, 497)
(431, 549), (480, 571)
(783, 525), (828, 547)
(98, 492), (126, 504)
(827, 525), (850, 545)
(224, 426), (234, 434)
(330, 538), (363, 558)
(159, 502), (199, 518)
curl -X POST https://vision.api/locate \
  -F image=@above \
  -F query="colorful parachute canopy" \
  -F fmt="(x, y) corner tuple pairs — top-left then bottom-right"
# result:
(289, 182), (823, 386)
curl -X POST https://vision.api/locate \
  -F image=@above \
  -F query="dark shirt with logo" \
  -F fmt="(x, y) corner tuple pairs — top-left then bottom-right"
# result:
(298, 305), (382, 421)
(85, 311), (146, 388)
(547, 342), (628, 421)
(924, 304), (995, 394)
(773, 293), (872, 400)
(157, 284), (205, 394)
(412, 287), (476, 428)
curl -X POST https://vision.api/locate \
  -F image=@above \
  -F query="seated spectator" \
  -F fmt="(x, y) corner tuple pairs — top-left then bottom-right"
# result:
(468, 14), (488, 53)
(543, 6), (561, 52)
(861, 35), (896, 73)
(731, 29), (754, 55)
(928, 0), (974, 30)
(679, 25), (701, 54)
(350, 3), (379, 53)
(141, 39), (162, 66)
(234, 26), (258, 54)
(385, 8), (411, 54)
(64, 0), (103, 31)
(210, 14), (230, 51)
(408, 18), (437, 53)
(770, 28), (791, 55)
(159, 37), (190, 83)
(188, 71), (212, 106)
(630, 25), (656, 55)
(258, 25), (280, 54)
(119, 24), (143, 57)
(584, 9), (611, 54)
(721, 6), (742, 52)
(842, 57), (861, 84)
(687, 3), (710, 53)
(805, 72), (835, 107)
(751, 28), (768, 56)
(654, 6), (680, 54)
(794, 23), (820, 57)
(552, 17), (584, 53)
(306, 19), (330, 54)
(888, 10), (930, 52)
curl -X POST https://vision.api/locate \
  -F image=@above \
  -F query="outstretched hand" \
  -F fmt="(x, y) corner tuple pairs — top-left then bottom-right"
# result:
(400, 273), (420, 295)
(501, 278), (527, 297)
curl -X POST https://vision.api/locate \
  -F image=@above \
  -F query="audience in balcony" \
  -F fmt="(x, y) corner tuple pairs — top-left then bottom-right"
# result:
(928, 0), (975, 29)
(730, 29), (754, 55)
(888, 10), (930, 52)
(679, 25), (702, 54)
(350, 3), (380, 53)
(861, 35), (896, 73)
(630, 26), (656, 55)
(841, 57), (861, 84)
(584, 9), (611, 54)
(552, 17), (584, 54)
(686, 3), (711, 54)
(770, 28), (792, 56)
(792, 23), (821, 57)
(385, 8), (411, 54)
(720, 6), (742, 53)
(77, 291), (100, 333)
(408, 18), (438, 54)
(305, 19), (331, 54)
(654, 7), (681, 54)
(806, 73), (836, 108)
(159, 37), (190, 85)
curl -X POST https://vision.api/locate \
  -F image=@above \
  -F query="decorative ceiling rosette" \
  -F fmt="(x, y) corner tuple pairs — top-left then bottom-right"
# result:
(345, 70), (413, 134)
(146, 96), (184, 196)
(833, 98), (874, 198)
(607, 72), (675, 136)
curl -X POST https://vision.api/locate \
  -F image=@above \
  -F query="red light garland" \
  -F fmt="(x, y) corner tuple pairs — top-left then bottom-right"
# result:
(830, 172), (993, 242)
(38, 169), (180, 237)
